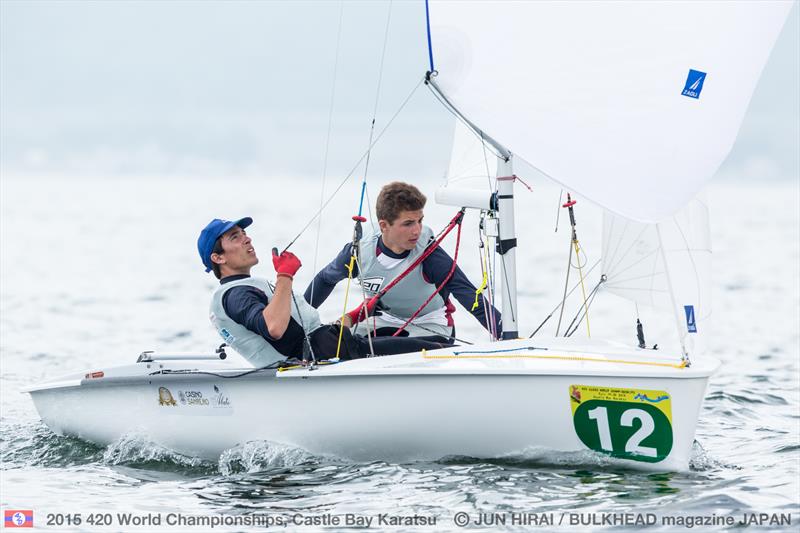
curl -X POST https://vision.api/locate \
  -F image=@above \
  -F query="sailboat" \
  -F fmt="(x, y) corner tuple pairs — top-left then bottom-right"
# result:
(25, 1), (792, 471)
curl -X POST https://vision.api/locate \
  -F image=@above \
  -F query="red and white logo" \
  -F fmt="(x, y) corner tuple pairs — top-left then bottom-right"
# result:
(4, 510), (33, 528)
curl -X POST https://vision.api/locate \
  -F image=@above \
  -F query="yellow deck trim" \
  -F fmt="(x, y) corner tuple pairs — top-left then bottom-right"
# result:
(422, 352), (687, 369)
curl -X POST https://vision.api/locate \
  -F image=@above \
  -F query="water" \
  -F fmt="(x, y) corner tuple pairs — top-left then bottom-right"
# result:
(1, 176), (798, 531)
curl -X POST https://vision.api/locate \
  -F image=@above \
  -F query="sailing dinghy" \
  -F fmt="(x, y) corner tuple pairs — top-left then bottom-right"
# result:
(25, 1), (792, 471)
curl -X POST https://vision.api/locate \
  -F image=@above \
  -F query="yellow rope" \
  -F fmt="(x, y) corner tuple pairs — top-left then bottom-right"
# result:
(572, 238), (591, 337)
(471, 247), (489, 311)
(335, 255), (357, 359)
(422, 352), (688, 369)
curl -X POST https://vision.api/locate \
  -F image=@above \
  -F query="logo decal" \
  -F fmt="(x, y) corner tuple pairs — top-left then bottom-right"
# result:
(684, 305), (697, 333)
(359, 276), (384, 294)
(681, 69), (706, 99)
(634, 393), (670, 403)
(4, 510), (33, 528)
(158, 387), (177, 406)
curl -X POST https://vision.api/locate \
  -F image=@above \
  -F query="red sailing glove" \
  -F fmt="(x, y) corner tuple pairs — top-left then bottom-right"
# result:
(272, 249), (302, 279)
(345, 297), (387, 325)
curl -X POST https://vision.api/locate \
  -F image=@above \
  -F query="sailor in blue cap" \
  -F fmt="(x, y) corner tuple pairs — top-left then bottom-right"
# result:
(198, 217), (449, 367)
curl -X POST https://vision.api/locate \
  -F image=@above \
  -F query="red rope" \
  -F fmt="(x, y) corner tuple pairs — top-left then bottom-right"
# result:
(392, 213), (464, 337)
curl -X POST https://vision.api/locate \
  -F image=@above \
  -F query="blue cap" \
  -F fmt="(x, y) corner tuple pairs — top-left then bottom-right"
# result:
(197, 217), (253, 272)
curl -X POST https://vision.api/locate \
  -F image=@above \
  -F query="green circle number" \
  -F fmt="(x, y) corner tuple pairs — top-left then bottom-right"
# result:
(573, 400), (673, 462)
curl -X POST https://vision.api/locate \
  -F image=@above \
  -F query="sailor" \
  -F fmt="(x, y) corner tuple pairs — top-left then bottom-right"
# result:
(198, 217), (450, 367)
(305, 182), (501, 343)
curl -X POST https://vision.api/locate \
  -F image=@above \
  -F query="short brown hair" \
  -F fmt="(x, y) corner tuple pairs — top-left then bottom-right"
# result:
(376, 182), (426, 223)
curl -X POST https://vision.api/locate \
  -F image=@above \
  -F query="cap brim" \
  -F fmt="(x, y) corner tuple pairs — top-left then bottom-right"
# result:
(235, 217), (253, 229)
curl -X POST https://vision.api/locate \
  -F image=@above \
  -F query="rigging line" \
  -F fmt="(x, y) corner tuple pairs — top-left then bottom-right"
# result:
(555, 190), (563, 233)
(528, 259), (601, 338)
(571, 236), (592, 337)
(353, 251), (375, 356)
(364, 184), (376, 234)
(480, 130), (495, 192)
(476, 221), (496, 341)
(310, 0), (345, 303)
(497, 247), (517, 326)
(554, 237), (574, 336)
(565, 279), (603, 338)
(424, 0), (435, 73)
(269, 281), (318, 364)
(670, 213), (708, 307)
(358, 0), (393, 220)
(281, 75), (426, 254)
(371, 0), (393, 121)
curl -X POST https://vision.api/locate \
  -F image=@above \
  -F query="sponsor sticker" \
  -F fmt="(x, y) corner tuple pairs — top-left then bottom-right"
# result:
(159, 384), (232, 416)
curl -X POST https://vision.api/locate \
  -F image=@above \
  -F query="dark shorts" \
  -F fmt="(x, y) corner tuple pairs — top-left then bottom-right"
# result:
(309, 325), (453, 361)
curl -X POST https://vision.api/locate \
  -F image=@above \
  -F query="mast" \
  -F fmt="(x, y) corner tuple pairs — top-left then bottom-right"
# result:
(496, 156), (519, 339)
(427, 74), (519, 339)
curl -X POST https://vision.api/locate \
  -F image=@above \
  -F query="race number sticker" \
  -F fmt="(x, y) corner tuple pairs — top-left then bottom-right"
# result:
(569, 385), (673, 462)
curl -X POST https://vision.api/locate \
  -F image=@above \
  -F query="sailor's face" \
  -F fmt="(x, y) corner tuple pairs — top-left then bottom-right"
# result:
(215, 226), (258, 272)
(380, 209), (424, 253)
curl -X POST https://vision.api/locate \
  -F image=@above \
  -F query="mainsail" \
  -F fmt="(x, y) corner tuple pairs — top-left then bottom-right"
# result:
(428, 1), (792, 222)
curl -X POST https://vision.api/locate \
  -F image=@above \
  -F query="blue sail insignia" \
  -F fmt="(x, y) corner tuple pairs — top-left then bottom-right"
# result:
(684, 305), (697, 333)
(682, 69), (707, 99)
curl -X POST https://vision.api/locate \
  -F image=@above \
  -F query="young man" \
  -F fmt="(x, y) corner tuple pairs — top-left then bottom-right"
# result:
(198, 217), (450, 368)
(304, 182), (501, 342)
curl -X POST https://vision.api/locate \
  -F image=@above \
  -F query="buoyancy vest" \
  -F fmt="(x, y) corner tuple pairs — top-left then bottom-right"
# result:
(209, 277), (322, 367)
(356, 227), (451, 337)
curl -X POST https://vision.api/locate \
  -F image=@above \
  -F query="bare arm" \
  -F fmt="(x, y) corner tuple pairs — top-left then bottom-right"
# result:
(262, 276), (294, 339)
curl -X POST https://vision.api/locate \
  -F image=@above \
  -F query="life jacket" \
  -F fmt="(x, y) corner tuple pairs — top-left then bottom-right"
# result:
(209, 276), (322, 366)
(355, 226), (452, 337)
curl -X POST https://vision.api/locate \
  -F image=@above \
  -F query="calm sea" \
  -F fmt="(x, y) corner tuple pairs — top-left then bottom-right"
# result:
(1, 176), (798, 532)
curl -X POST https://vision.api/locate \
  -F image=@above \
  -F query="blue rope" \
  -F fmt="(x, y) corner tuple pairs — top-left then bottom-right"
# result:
(424, 0), (435, 73)
(453, 346), (548, 356)
(357, 181), (367, 217)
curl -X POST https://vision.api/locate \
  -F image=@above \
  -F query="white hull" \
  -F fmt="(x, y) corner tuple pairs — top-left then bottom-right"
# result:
(27, 338), (718, 471)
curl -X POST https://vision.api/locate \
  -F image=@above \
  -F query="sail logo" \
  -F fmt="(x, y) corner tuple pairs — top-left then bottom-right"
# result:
(681, 69), (706, 99)
(684, 305), (697, 333)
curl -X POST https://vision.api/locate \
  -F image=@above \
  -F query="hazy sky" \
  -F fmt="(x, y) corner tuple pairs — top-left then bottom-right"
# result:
(1, 1), (798, 183)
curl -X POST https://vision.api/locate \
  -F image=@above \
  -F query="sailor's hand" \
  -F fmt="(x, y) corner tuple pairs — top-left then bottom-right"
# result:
(272, 249), (302, 278)
(338, 315), (353, 328)
(345, 297), (386, 325)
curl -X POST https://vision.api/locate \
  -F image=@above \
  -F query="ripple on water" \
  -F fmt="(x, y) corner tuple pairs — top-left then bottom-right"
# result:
(102, 434), (218, 476)
(0, 422), (104, 468)
(705, 390), (789, 406)
(218, 440), (322, 475)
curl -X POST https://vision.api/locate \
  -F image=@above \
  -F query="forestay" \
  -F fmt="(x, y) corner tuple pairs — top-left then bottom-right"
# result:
(428, 1), (792, 222)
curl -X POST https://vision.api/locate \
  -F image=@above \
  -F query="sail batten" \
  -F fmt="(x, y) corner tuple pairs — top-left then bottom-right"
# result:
(429, 1), (793, 222)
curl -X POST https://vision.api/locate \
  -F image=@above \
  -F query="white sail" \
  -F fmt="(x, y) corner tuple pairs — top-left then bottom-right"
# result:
(429, 1), (792, 222)
(436, 118), (497, 209)
(601, 194), (712, 354)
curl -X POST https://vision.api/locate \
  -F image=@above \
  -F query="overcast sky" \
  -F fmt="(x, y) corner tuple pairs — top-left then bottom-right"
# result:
(1, 0), (798, 183)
